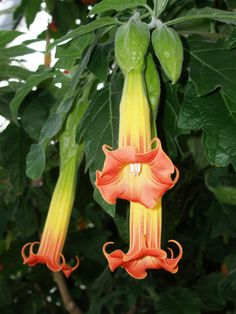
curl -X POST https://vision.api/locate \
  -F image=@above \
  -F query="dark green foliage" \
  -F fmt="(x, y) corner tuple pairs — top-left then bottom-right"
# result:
(0, 0), (236, 313)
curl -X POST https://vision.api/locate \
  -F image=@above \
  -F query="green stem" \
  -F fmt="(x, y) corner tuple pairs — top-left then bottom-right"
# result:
(153, 0), (158, 17)
(143, 4), (154, 17)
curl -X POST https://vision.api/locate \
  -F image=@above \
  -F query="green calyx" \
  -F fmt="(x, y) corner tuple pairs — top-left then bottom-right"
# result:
(152, 24), (183, 84)
(115, 14), (150, 74)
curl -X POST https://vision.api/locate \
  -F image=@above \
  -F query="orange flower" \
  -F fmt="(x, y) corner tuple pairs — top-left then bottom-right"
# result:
(22, 155), (80, 277)
(21, 97), (87, 277)
(96, 70), (178, 208)
(103, 200), (182, 279)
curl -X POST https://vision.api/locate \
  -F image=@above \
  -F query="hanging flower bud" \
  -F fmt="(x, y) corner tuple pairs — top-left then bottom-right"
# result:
(115, 13), (150, 74)
(152, 24), (183, 84)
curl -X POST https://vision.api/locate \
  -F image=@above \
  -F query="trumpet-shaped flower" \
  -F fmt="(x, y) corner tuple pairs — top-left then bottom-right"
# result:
(22, 155), (80, 277)
(21, 91), (90, 277)
(103, 200), (183, 279)
(96, 70), (178, 208)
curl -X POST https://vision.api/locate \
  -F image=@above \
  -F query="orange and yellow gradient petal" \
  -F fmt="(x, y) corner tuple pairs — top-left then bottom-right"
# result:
(96, 69), (179, 206)
(103, 200), (183, 279)
(96, 138), (178, 209)
(22, 155), (79, 278)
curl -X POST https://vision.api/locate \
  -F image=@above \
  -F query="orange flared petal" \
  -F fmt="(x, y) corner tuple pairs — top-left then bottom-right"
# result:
(96, 138), (178, 208)
(21, 242), (80, 278)
(103, 239), (183, 280)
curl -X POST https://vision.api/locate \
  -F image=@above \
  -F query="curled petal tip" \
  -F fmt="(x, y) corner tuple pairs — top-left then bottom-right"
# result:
(21, 241), (40, 263)
(167, 247), (174, 259)
(103, 242), (115, 255)
(167, 239), (183, 258)
(62, 256), (80, 278)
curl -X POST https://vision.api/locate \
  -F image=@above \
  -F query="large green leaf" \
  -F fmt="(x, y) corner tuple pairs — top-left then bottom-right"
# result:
(167, 7), (236, 26)
(205, 167), (236, 205)
(47, 17), (119, 50)
(0, 124), (30, 194)
(55, 33), (95, 59)
(186, 36), (236, 102)
(178, 82), (236, 169)
(90, 0), (147, 15)
(9, 70), (54, 124)
(207, 200), (236, 238)
(156, 288), (201, 314)
(162, 83), (185, 158)
(77, 75), (121, 216)
(88, 41), (114, 81)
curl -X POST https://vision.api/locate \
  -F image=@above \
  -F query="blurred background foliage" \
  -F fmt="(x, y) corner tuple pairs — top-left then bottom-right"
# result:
(0, 0), (236, 313)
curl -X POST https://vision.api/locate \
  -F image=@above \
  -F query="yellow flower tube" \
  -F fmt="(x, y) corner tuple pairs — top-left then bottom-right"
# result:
(22, 150), (81, 277)
(22, 76), (94, 277)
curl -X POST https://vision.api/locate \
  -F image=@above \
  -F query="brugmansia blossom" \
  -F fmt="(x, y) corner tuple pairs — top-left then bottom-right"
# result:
(96, 70), (182, 278)
(22, 97), (86, 277)
(96, 70), (179, 209)
(96, 15), (183, 278)
(22, 154), (80, 278)
(103, 200), (183, 279)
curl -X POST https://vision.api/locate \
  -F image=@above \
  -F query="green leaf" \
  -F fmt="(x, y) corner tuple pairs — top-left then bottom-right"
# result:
(207, 200), (236, 238)
(0, 30), (22, 47)
(26, 144), (45, 180)
(186, 36), (236, 102)
(205, 167), (236, 205)
(0, 124), (30, 194)
(93, 188), (116, 217)
(56, 33), (95, 58)
(21, 97), (50, 140)
(88, 41), (114, 81)
(0, 64), (31, 81)
(187, 136), (209, 170)
(154, 0), (169, 17)
(178, 82), (236, 169)
(25, 0), (41, 27)
(78, 75), (121, 216)
(10, 71), (54, 124)
(156, 288), (201, 314)
(162, 83), (185, 158)
(90, 0), (147, 15)
(48, 17), (119, 51)
(78, 83), (120, 169)
(195, 273), (226, 311)
(167, 7), (236, 26)
(0, 45), (35, 60)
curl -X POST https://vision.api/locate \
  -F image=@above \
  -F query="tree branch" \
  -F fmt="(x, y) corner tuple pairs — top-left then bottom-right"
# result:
(53, 272), (83, 314)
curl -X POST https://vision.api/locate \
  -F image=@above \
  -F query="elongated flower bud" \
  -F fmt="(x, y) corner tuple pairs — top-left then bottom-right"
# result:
(152, 24), (183, 84)
(115, 14), (150, 74)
